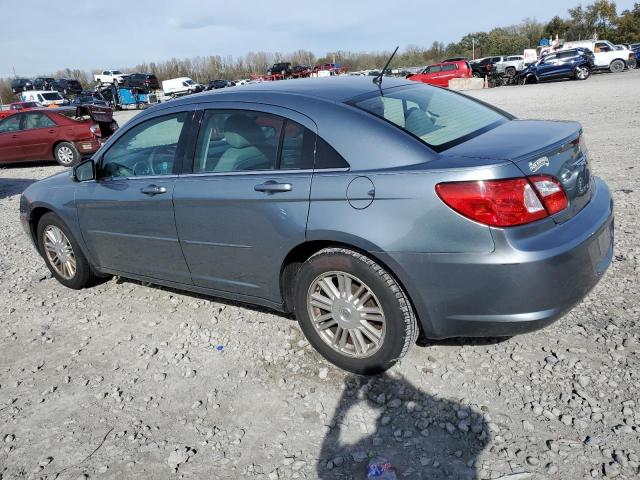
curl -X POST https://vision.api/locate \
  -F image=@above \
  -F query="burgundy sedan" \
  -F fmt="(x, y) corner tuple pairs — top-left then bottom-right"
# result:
(0, 109), (113, 166)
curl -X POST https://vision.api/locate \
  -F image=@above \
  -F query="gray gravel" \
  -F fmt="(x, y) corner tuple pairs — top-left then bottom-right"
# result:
(1, 70), (639, 480)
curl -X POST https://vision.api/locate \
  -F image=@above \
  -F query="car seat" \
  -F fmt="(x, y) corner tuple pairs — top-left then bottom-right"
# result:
(215, 115), (272, 172)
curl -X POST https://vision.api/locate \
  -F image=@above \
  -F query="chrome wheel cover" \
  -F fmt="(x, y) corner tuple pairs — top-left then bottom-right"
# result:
(577, 67), (588, 79)
(57, 145), (74, 165)
(307, 271), (386, 358)
(43, 225), (76, 279)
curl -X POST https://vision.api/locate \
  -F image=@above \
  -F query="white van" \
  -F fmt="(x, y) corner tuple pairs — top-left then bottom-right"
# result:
(162, 77), (203, 97)
(20, 90), (65, 106)
(557, 40), (634, 72)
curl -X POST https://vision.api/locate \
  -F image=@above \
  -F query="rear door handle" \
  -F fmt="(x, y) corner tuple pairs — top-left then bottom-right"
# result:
(140, 184), (167, 195)
(254, 181), (292, 193)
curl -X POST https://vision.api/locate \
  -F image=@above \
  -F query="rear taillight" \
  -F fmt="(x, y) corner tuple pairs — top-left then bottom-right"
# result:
(436, 175), (568, 227)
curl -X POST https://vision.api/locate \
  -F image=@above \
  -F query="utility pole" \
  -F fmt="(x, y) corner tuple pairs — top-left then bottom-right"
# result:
(12, 66), (16, 78)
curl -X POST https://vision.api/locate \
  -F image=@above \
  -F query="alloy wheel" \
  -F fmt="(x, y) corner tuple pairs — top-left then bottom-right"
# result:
(577, 67), (589, 79)
(43, 225), (76, 280)
(307, 271), (386, 358)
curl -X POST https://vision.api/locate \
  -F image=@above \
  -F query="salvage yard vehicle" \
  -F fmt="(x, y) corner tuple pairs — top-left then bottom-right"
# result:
(10, 78), (34, 93)
(406, 60), (472, 87)
(121, 73), (160, 90)
(94, 70), (127, 86)
(33, 77), (56, 91)
(205, 79), (234, 90)
(162, 77), (204, 97)
(495, 55), (526, 77)
(96, 85), (159, 110)
(469, 57), (498, 77)
(54, 78), (83, 96)
(267, 62), (293, 76)
(0, 101), (41, 119)
(519, 48), (595, 84)
(20, 77), (613, 374)
(20, 90), (65, 106)
(558, 40), (634, 73)
(0, 106), (115, 166)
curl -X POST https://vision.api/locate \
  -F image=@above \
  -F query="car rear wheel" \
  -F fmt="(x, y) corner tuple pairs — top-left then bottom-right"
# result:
(54, 142), (80, 167)
(505, 67), (516, 77)
(575, 66), (590, 80)
(294, 248), (418, 374)
(609, 59), (625, 73)
(37, 212), (99, 289)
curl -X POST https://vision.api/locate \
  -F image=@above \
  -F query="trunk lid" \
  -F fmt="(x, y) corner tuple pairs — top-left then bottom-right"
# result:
(441, 119), (592, 223)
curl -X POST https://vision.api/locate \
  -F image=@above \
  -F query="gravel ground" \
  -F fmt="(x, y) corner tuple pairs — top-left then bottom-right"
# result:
(0, 71), (638, 480)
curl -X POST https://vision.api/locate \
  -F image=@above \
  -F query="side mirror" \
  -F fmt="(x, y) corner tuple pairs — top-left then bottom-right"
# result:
(72, 159), (95, 182)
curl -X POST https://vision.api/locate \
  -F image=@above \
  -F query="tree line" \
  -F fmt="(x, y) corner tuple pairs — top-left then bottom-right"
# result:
(1, 0), (638, 103)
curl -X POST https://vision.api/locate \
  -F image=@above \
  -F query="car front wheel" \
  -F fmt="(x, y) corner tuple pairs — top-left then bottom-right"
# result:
(54, 142), (80, 167)
(37, 212), (99, 289)
(294, 248), (418, 374)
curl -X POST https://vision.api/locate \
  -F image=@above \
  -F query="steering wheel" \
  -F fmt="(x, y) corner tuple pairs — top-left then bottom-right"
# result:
(148, 144), (177, 175)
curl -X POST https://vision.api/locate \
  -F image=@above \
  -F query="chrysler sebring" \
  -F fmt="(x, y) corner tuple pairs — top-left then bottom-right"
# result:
(20, 77), (614, 373)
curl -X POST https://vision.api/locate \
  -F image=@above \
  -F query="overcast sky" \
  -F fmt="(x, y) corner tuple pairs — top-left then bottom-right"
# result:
(1, 0), (635, 77)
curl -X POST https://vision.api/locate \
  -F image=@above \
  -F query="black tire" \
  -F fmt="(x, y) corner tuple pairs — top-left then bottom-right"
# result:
(609, 59), (625, 73)
(575, 65), (591, 80)
(53, 142), (80, 167)
(37, 212), (99, 289)
(293, 248), (419, 374)
(505, 67), (516, 78)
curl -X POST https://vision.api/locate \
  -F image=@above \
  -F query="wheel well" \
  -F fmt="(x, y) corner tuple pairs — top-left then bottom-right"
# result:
(279, 241), (420, 331)
(29, 207), (53, 248)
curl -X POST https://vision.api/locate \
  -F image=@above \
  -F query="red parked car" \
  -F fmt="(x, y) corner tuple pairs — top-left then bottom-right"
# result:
(407, 60), (472, 87)
(0, 108), (116, 166)
(0, 101), (42, 120)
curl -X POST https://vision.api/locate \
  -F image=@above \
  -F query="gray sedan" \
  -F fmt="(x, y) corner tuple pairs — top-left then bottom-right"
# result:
(20, 77), (613, 374)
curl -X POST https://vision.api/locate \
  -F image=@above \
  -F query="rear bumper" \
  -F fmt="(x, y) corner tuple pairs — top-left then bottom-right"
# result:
(74, 138), (100, 155)
(385, 177), (614, 339)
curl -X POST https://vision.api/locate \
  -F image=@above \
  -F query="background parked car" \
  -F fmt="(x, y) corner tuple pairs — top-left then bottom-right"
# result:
(69, 94), (109, 107)
(0, 101), (41, 119)
(469, 57), (499, 77)
(494, 55), (527, 77)
(556, 39), (634, 72)
(33, 77), (56, 91)
(205, 79), (234, 90)
(406, 60), (472, 87)
(519, 48), (595, 84)
(121, 73), (160, 90)
(10, 78), (34, 94)
(162, 77), (204, 97)
(0, 109), (109, 165)
(55, 79), (83, 96)
(267, 62), (292, 76)
(94, 70), (127, 86)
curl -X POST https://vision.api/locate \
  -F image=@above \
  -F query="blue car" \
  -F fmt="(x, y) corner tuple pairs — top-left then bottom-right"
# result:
(19, 77), (614, 373)
(520, 48), (595, 84)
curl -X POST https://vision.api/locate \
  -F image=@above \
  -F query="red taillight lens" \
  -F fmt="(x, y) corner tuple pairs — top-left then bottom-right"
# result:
(436, 175), (568, 227)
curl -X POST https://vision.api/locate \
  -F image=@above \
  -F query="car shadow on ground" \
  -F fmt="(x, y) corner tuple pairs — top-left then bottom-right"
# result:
(317, 373), (490, 479)
(0, 177), (40, 200)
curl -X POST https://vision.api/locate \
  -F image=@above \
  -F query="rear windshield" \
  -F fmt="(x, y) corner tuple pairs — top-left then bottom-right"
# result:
(41, 92), (62, 100)
(348, 84), (508, 152)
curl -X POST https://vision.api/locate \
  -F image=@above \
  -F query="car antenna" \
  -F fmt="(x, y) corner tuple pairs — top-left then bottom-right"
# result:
(373, 46), (399, 85)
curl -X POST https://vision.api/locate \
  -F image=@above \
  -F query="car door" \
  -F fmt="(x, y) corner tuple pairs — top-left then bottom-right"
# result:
(75, 107), (195, 284)
(19, 112), (59, 160)
(173, 105), (316, 303)
(537, 54), (559, 79)
(440, 64), (458, 86)
(0, 114), (25, 162)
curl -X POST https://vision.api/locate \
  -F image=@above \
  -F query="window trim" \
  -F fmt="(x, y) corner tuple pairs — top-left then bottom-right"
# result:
(96, 110), (194, 181)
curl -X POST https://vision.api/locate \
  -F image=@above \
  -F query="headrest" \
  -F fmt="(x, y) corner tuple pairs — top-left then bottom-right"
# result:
(224, 115), (265, 149)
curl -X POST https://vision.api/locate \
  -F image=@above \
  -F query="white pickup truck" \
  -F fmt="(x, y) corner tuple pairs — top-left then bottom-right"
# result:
(557, 40), (635, 72)
(94, 70), (127, 85)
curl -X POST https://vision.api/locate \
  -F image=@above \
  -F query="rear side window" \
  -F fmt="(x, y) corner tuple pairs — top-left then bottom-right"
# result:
(442, 64), (457, 71)
(349, 84), (507, 152)
(315, 137), (349, 169)
(23, 112), (56, 129)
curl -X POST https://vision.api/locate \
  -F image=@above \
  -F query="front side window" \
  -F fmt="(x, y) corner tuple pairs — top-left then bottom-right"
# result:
(349, 84), (507, 152)
(101, 112), (187, 178)
(0, 115), (22, 133)
(23, 113), (56, 130)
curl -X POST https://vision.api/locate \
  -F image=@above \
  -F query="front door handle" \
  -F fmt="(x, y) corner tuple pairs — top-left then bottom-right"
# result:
(140, 184), (167, 196)
(254, 181), (292, 193)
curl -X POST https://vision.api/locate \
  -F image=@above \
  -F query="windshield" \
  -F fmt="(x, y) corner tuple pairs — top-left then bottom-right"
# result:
(42, 92), (62, 100)
(185, 80), (195, 85)
(349, 85), (508, 152)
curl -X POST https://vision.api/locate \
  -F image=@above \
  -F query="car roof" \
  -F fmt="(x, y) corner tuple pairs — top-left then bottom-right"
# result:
(170, 76), (416, 105)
